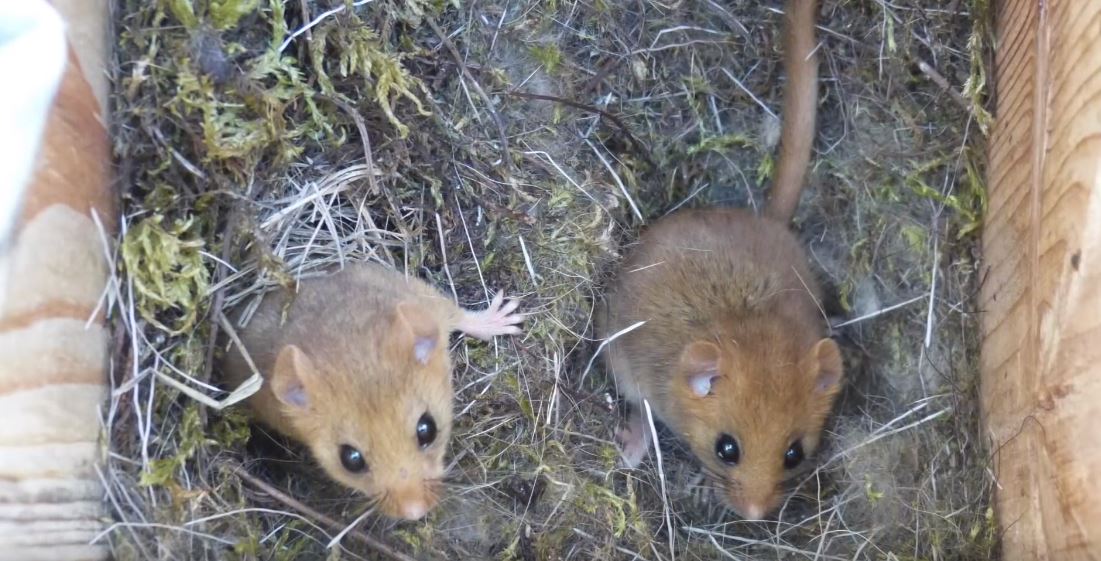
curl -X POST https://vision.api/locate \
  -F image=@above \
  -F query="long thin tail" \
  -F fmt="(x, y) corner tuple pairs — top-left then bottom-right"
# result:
(764, 0), (819, 223)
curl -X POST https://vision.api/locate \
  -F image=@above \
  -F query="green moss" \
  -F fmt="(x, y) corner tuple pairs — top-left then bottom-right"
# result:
(900, 224), (928, 256)
(959, 148), (989, 238)
(864, 478), (885, 504)
(756, 151), (774, 185)
(140, 403), (211, 488)
(964, 0), (994, 134)
(164, 0), (198, 29)
(685, 133), (755, 157)
(212, 408), (252, 448)
(209, 0), (259, 29)
(121, 214), (210, 335)
(312, 18), (431, 138)
(905, 161), (984, 240)
(531, 44), (563, 74)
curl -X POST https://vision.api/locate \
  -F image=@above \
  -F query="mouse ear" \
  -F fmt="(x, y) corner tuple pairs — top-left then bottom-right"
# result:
(272, 344), (315, 410)
(807, 338), (844, 395)
(392, 301), (442, 366)
(678, 340), (722, 398)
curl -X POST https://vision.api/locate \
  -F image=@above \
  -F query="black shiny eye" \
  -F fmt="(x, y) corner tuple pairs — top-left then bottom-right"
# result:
(783, 440), (805, 469)
(339, 444), (367, 473)
(715, 434), (740, 464)
(416, 413), (437, 448)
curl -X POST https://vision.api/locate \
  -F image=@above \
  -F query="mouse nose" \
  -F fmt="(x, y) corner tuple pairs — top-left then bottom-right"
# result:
(728, 486), (780, 520)
(398, 498), (429, 521)
(385, 478), (441, 521)
(739, 502), (766, 520)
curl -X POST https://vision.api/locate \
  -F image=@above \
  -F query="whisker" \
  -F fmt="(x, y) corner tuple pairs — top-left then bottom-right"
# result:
(372, 490), (389, 512)
(701, 466), (730, 484)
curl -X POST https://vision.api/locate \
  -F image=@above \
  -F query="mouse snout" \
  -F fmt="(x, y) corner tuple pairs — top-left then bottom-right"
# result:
(727, 488), (781, 520)
(380, 477), (442, 521)
(397, 497), (429, 521)
(738, 502), (767, 520)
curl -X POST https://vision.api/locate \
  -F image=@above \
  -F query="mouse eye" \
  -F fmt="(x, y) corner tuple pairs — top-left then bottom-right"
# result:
(416, 413), (437, 448)
(715, 433), (740, 465)
(339, 444), (368, 473)
(783, 440), (804, 469)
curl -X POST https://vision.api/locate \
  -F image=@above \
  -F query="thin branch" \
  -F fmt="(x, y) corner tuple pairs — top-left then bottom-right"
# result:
(915, 59), (969, 111)
(505, 90), (657, 168)
(227, 462), (417, 561)
(318, 93), (408, 241)
(279, 0), (378, 53)
(426, 16), (513, 171)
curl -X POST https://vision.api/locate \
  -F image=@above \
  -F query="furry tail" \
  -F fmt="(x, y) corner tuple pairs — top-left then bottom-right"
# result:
(764, 0), (819, 223)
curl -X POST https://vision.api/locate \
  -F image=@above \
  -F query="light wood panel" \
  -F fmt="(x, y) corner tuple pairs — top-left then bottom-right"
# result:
(0, 1), (113, 560)
(982, 1), (1101, 559)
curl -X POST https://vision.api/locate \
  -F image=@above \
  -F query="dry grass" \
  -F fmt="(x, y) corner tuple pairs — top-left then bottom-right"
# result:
(102, 0), (996, 559)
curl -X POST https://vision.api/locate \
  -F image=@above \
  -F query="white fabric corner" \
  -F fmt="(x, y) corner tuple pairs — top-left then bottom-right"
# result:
(0, 0), (68, 252)
(0, 1), (68, 318)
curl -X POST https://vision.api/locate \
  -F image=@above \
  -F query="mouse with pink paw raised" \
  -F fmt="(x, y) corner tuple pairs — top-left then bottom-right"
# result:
(221, 262), (524, 521)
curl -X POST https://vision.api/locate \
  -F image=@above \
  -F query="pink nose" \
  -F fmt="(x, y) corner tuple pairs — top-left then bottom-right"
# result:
(739, 503), (766, 520)
(399, 499), (429, 521)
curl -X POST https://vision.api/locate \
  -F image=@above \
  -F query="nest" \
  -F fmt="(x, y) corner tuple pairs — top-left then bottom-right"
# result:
(104, 0), (997, 559)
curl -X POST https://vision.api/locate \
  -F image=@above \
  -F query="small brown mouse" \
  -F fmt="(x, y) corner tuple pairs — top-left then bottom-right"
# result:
(221, 262), (523, 521)
(597, 0), (839, 520)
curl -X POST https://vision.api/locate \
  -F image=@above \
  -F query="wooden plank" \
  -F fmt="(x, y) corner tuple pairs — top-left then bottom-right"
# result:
(981, 1), (1101, 559)
(0, 2), (113, 561)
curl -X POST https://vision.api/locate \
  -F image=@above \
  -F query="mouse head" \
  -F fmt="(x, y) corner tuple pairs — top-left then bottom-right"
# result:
(269, 301), (453, 521)
(671, 334), (843, 519)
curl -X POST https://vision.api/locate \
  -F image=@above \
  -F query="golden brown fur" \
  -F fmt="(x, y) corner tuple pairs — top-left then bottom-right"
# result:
(598, 0), (837, 519)
(599, 209), (842, 516)
(222, 264), (471, 520)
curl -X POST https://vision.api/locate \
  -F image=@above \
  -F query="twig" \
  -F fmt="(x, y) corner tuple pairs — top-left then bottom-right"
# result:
(201, 180), (257, 387)
(585, 138), (644, 222)
(915, 59), (969, 111)
(453, 192), (490, 303)
(317, 96), (380, 195)
(296, 0), (313, 43)
(327, 508), (375, 550)
(149, 312), (262, 411)
(578, 57), (623, 98)
(279, 0), (378, 53)
(719, 68), (778, 120)
(216, 312), (262, 390)
(523, 150), (608, 217)
(505, 90), (657, 168)
(425, 16), (513, 171)
(924, 229), (939, 349)
(684, 527), (847, 560)
(791, 266), (828, 326)
(435, 212), (459, 302)
(518, 235), (539, 287)
(643, 399), (675, 560)
(580, 320), (646, 384)
(227, 462), (417, 561)
(318, 93), (408, 240)
(830, 294), (925, 328)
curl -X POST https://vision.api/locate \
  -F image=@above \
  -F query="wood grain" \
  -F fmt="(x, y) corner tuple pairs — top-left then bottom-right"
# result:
(982, 2), (1101, 559)
(0, 2), (113, 561)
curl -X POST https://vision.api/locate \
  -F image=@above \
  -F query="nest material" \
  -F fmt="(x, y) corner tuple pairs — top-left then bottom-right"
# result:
(105, 0), (997, 559)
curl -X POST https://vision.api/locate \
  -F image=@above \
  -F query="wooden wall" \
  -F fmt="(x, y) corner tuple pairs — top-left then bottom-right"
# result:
(0, 1), (113, 559)
(982, 1), (1101, 559)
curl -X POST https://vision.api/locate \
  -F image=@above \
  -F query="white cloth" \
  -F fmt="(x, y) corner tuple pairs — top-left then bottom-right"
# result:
(0, 0), (67, 317)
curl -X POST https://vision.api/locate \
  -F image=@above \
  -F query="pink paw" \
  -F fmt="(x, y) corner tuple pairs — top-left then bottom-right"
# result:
(615, 425), (650, 469)
(458, 291), (524, 341)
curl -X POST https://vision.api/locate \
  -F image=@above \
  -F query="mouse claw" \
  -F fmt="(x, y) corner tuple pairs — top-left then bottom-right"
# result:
(457, 291), (526, 341)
